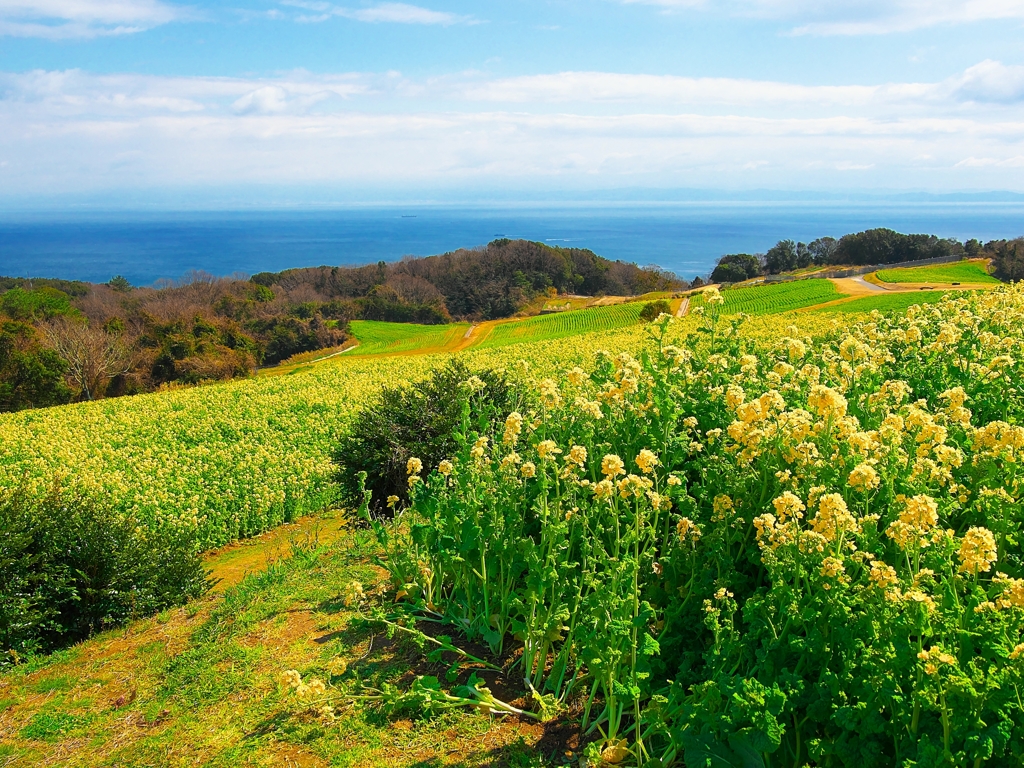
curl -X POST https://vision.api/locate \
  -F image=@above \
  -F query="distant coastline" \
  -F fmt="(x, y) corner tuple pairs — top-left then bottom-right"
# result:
(2, 202), (1023, 286)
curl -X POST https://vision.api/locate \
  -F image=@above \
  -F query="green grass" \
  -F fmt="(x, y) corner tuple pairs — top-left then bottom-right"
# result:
(477, 302), (646, 349)
(875, 261), (999, 285)
(695, 279), (842, 315)
(0, 535), (554, 766)
(346, 320), (470, 356)
(821, 290), (950, 314)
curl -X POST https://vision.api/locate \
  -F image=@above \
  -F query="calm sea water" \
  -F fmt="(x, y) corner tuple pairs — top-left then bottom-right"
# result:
(1, 204), (1022, 285)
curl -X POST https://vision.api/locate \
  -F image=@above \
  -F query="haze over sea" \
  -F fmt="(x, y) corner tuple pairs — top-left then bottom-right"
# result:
(2, 203), (1023, 286)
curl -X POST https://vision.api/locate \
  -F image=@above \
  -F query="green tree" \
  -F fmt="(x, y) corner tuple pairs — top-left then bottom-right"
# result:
(0, 324), (72, 412)
(0, 287), (75, 322)
(764, 240), (798, 274)
(106, 275), (132, 293)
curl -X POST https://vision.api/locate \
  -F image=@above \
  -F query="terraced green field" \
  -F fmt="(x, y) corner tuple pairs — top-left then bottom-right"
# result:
(823, 290), (949, 314)
(875, 261), (999, 285)
(475, 302), (646, 349)
(696, 279), (842, 315)
(347, 320), (470, 356)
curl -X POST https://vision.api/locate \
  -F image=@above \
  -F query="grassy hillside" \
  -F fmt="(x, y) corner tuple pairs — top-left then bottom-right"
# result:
(347, 320), (471, 356)
(822, 290), (949, 314)
(875, 260), (999, 285)
(0, 524), (551, 767)
(476, 302), (646, 349)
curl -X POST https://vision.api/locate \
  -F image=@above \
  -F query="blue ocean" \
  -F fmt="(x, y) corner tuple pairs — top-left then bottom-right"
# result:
(1, 203), (1022, 285)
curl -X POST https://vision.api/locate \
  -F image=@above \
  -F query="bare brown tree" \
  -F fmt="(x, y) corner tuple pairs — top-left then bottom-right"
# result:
(42, 318), (135, 401)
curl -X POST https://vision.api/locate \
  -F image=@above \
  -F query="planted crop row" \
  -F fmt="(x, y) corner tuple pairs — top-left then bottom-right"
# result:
(693, 279), (841, 315)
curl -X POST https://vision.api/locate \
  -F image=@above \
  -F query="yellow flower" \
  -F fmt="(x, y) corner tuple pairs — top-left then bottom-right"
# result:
(810, 493), (856, 542)
(786, 337), (807, 362)
(537, 440), (561, 460)
(848, 463), (880, 493)
(438, 460), (453, 476)
(807, 385), (848, 420)
(869, 560), (898, 590)
(712, 494), (734, 521)
(820, 556), (845, 578)
(566, 366), (587, 386)
(282, 669), (302, 688)
(520, 461), (537, 478)
(500, 452), (522, 471)
(575, 397), (604, 420)
(906, 494), (939, 527)
(470, 436), (489, 460)
(677, 516), (701, 542)
(386, 495), (400, 507)
(565, 445), (588, 467)
(617, 473), (652, 499)
(503, 412), (523, 446)
(994, 574), (1024, 609)
(940, 386), (968, 410)
(636, 449), (659, 474)
(593, 478), (614, 498)
(406, 457), (423, 476)
(1010, 643), (1024, 660)
(725, 385), (746, 410)
(958, 526), (997, 575)
(539, 378), (562, 409)
(602, 454), (626, 478)
(772, 491), (805, 522)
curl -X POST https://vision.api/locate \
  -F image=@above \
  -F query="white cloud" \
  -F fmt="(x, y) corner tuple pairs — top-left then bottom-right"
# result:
(280, 1), (473, 25)
(459, 71), (886, 108)
(454, 67), (1024, 111)
(955, 155), (1024, 166)
(0, 0), (183, 37)
(620, 0), (1024, 34)
(2, 64), (1024, 194)
(232, 86), (291, 115)
(950, 59), (1024, 103)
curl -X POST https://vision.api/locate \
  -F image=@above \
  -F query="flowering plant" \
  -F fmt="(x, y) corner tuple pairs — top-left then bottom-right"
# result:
(368, 286), (1024, 766)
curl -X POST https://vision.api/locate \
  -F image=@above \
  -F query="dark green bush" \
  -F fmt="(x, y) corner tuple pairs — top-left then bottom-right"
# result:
(333, 359), (524, 514)
(0, 488), (209, 663)
(639, 299), (672, 322)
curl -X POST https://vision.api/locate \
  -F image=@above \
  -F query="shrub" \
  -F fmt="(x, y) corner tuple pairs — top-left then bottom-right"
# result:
(639, 300), (672, 322)
(333, 359), (524, 514)
(0, 487), (208, 662)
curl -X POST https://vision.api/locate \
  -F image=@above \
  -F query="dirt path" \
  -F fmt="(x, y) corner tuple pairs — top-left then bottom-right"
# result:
(675, 296), (690, 317)
(829, 276), (889, 296)
(450, 321), (495, 352)
(203, 512), (348, 592)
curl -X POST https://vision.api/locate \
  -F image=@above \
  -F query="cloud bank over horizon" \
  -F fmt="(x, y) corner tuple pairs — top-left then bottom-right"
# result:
(2, 62), (1024, 198)
(1, 0), (1023, 202)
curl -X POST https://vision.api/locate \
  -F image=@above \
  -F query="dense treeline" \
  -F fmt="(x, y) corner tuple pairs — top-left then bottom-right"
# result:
(0, 271), (349, 412)
(0, 239), (682, 413)
(710, 228), (1023, 281)
(254, 238), (684, 321)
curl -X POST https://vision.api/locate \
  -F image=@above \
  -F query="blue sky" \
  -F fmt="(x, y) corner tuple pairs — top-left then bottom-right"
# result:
(2, 0), (1024, 204)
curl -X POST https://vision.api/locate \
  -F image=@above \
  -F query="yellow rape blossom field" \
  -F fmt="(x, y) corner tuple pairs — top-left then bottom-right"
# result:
(2, 282), (1019, 768)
